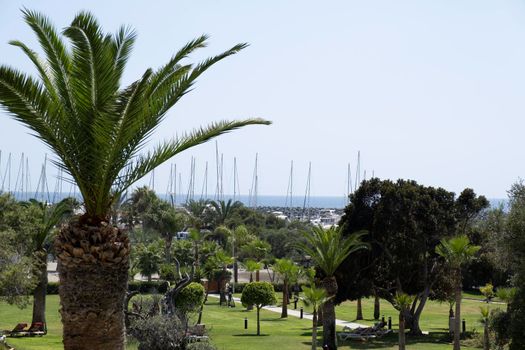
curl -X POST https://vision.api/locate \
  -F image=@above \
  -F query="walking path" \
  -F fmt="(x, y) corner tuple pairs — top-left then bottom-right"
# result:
(207, 294), (367, 329)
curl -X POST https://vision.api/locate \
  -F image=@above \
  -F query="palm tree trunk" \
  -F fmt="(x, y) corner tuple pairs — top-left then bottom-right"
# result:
(483, 322), (489, 350)
(257, 306), (261, 335)
(32, 251), (48, 325)
(281, 279), (288, 318)
(250, 272), (253, 283)
(55, 222), (130, 350)
(256, 269), (260, 282)
(374, 292), (380, 320)
(399, 313), (406, 350)
(321, 276), (338, 350)
(454, 272), (462, 350)
(356, 298), (363, 320)
(312, 309), (318, 350)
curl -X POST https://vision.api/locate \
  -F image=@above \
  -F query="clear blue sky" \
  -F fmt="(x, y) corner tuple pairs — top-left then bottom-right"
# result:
(1, 0), (525, 198)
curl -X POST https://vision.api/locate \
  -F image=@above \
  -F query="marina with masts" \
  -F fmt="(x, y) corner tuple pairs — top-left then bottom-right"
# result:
(0, 147), (374, 227)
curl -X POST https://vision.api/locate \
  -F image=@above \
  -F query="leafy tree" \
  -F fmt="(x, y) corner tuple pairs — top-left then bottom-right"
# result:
(479, 283), (494, 303)
(301, 286), (329, 350)
(240, 282), (277, 335)
(0, 9), (269, 349)
(273, 258), (298, 318)
(338, 179), (486, 334)
(174, 282), (205, 328)
(241, 238), (271, 281)
(436, 235), (480, 350)
(395, 293), (414, 350)
(298, 226), (367, 350)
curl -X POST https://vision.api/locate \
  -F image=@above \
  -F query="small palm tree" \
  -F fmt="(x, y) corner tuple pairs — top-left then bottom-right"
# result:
(298, 227), (368, 350)
(436, 235), (480, 350)
(496, 287), (516, 312)
(479, 306), (490, 350)
(273, 258), (298, 318)
(0, 10), (269, 349)
(394, 292), (414, 350)
(244, 259), (262, 283)
(302, 286), (330, 350)
(22, 199), (74, 325)
(209, 199), (243, 227)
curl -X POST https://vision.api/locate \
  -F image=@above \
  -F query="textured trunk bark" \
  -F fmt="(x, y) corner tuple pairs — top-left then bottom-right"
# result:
(249, 272), (253, 283)
(234, 260), (238, 283)
(281, 279), (288, 318)
(55, 222), (130, 350)
(256, 270), (260, 282)
(356, 298), (363, 320)
(312, 309), (318, 350)
(399, 313), (406, 350)
(322, 276), (338, 350)
(374, 293), (380, 320)
(32, 251), (48, 325)
(454, 277), (462, 350)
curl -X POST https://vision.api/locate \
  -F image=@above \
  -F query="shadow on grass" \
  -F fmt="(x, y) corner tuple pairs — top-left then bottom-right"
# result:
(233, 334), (270, 337)
(337, 332), (452, 349)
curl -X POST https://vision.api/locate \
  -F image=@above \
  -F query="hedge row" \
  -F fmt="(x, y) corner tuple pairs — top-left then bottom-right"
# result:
(46, 280), (170, 295)
(46, 280), (300, 295)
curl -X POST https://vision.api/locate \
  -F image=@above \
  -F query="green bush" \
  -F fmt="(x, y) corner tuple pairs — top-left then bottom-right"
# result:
(129, 315), (184, 350)
(174, 282), (205, 313)
(159, 264), (177, 281)
(47, 282), (60, 295)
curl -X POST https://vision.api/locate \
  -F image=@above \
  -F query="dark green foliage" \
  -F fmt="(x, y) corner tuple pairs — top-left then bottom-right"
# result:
(186, 343), (217, 350)
(128, 280), (169, 294)
(159, 263), (178, 281)
(338, 179), (487, 333)
(489, 309), (510, 348)
(174, 282), (205, 313)
(129, 315), (185, 350)
(241, 282), (276, 308)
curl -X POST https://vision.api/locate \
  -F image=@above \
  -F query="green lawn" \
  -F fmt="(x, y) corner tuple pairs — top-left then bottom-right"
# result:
(0, 294), (503, 350)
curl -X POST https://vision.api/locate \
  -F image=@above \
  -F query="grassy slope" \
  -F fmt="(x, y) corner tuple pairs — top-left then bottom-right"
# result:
(0, 294), (503, 350)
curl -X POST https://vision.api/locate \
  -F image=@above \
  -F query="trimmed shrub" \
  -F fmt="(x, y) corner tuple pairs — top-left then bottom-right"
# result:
(174, 282), (205, 313)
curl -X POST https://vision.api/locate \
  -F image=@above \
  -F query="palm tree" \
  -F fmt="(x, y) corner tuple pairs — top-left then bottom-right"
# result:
(244, 259), (262, 283)
(23, 199), (74, 325)
(0, 10), (269, 349)
(479, 306), (490, 350)
(298, 227), (368, 350)
(209, 199), (243, 227)
(273, 258), (298, 318)
(436, 235), (480, 350)
(394, 292), (414, 350)
(302, 286), (330, 350)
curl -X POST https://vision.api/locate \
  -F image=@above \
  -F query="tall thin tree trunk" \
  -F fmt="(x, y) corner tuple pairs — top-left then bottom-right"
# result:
(257, 306), (261, 335)
(483, 322), (489, 350)
(55, 222), (130, 350)
(322, 276), (338, 350)
(356, 298), (363, 320)
(399, 313), (406, 350)
(234, 260), (238, 283)
(312, 309), (318, 350)
(454, 272), (462, 350)
(256, 269), (260, 282)
(164, 234), (173, 263)
(281, 279), (288, 318)
(250, 272), (253, 283)
(32, 251), (48, 325)
(374, 293), (380, 320)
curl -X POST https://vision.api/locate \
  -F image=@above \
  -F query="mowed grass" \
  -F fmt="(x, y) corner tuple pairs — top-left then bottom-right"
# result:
(1, 294), (504, 350)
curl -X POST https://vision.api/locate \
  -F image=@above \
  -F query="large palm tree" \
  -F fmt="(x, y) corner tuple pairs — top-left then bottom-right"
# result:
(436, 235), (480, 350)
(298, 227), (368, 350)
(302, 285), (330, 350)
(0, 10), (269, 349)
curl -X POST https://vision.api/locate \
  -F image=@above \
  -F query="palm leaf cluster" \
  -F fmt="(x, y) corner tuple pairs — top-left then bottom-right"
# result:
(435, 234), (480, 268)
(0, 9), (269, 219)
(299, 226), (368, 276)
